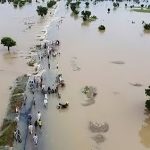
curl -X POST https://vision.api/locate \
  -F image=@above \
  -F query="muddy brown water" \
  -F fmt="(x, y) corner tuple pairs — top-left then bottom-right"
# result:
(0, 0), (150, 150)
(44, 1), (150, 150)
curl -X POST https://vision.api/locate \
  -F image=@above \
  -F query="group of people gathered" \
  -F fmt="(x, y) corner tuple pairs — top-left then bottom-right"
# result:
(13, 39), (68, 148)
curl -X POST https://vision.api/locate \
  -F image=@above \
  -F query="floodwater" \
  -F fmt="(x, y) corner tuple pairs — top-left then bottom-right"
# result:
(44, 1), (150, 150)
(0, 0), (150, 150)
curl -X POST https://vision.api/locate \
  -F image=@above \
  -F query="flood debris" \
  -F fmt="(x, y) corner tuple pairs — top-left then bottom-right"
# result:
(113, 91), (120, 95)
(27, 58), (36, 66)
(91, 134), (105, 144)
(71, 57), (80, 71)
(111, 61), (125, 65)
(82, 86), (97, 106)
(89, 121), (109, 133)
(82, 99), (95, 106)
(82, 86), (97, 98)
(129, 82), (143, 87)
(89, 121), (109, 144)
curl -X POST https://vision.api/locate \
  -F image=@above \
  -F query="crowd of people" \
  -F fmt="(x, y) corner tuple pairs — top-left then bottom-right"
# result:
(13, 39), (68, 148)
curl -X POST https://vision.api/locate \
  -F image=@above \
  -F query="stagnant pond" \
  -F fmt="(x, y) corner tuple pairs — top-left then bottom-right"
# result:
(1, 0), (150, 149)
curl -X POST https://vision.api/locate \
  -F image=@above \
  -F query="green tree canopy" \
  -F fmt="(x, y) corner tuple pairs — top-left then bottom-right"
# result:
(47, 0), (56, 8)
(145, 86), (150, 111)
(1, 37), (16, 51)
(81, 10), (91, 21)
(98, 25), (106, 31)
(144, 23), (150, 30)
(36, 6), (48, 16)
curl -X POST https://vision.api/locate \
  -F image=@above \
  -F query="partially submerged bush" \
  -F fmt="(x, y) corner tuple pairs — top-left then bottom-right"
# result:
(144, 23), (150, 30)
(145, 86), (150, 111)
(70, 2), (79, 14)
(10, 74), (28, 112)
(36, 6), (48, 16)
(85, 2), (89, 7)
(0, 121), (17, 147)
(113, 2), (119, 8)
(145, 100), (150, 111)
(98, 25), (105, 31)
(47, 0), (56, 8)
(81, 10), (91, 21)
(27, 58), (36, 66)
(90, 15), (97, 21)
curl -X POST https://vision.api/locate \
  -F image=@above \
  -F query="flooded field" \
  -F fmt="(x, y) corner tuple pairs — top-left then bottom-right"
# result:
(0, 0), (150, 149)
(45, 1), (150, 150)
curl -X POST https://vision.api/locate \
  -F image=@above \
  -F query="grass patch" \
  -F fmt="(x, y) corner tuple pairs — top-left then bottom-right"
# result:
(0, 121), (17, 147)
(10, 94), (24, 113)
(0, 74), (28, 147)
(9, 74), (28, 112)
(1, 119), (12, 131)
(132, 8), (150, 13)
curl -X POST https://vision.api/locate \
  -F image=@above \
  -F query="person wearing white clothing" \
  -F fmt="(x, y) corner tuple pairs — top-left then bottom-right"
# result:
(44, 98), (48, 107)
(37, 111), (41, 121)
(33, 134), (38, 145)
(28, 123), (33, 134)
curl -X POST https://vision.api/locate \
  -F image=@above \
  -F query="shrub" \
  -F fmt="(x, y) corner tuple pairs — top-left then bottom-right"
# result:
(47, 0), (56, 8)
(144, 23), (150, 30)
(98, 25), (105, 31)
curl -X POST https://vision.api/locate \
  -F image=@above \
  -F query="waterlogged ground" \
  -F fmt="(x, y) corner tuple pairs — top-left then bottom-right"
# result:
(0, 0), (150, 150)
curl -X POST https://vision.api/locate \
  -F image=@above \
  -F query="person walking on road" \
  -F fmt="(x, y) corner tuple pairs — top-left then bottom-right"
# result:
(28, 123), (33, 134)
(34, 120), (38, 130)
(37, 111), (41, 121)
(38, 119), (42, 129)
(33, 133), (38, 145)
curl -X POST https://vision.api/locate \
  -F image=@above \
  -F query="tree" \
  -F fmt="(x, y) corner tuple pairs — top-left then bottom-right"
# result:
(81, 10), (91, 21)
(113, 2), (119, 8)
(141, 4), (144, 8)
(36, 6), (48, 16)
(145, 86), (150, 111)
(144, 23), (150, 30)
(70, 3), (79, 14)
(1, 37), (16, 51)
(145, 100), (150, 111)
(85, 2), (89, 7)
(47, 0), (56, 8)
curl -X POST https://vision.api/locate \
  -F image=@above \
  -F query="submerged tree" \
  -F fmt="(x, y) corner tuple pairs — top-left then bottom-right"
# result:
(145, 86), (150, 111)
(144, 23), (150, 30)
(70, 2), (79, 15)
(85, 2), (89, 7)
(81, 10), (91, 21)
(1, 37), (16, 51)
(113, 2), (119, 8)
(47, 0), (56, 8)
(36, 6), (48, 16)
(98, 25), (105, 31)
(141, 4), (144, 8)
